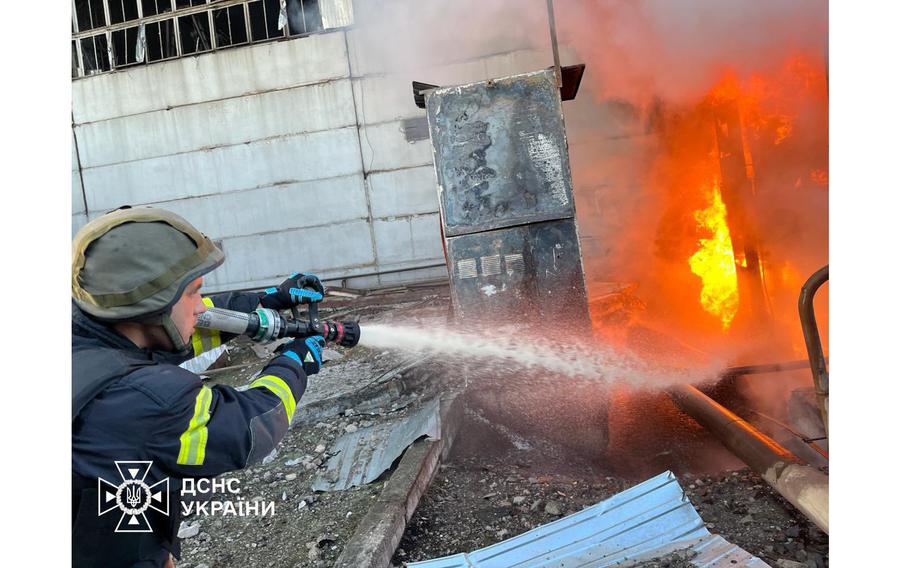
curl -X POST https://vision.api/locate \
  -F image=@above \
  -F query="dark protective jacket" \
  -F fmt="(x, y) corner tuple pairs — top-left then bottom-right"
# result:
(72, 293), (306, 567)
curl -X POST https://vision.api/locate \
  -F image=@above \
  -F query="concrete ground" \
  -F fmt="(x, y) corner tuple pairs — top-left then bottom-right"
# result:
(175, 283), (828, 568)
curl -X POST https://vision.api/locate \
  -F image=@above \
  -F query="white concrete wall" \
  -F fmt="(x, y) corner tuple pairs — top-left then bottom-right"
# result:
(71, 2), (579, 292)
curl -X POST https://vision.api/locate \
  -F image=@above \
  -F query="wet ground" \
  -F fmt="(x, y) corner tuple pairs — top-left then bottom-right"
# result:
(394, 408), (829, 568)
(176, 284), (828, 568)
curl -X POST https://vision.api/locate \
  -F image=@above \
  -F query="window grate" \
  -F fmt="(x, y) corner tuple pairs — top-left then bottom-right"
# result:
(72, 0), (352, 78)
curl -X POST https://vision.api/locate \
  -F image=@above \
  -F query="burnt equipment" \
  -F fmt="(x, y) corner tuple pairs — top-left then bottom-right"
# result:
(421, 68), (591, 330)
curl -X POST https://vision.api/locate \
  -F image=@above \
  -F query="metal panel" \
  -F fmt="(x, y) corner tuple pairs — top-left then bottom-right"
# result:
(312, 398), (441, 492)
(425, 68), (589, 326)
(402, 116), (430, 142)
(612, 534), (770, 567)
(352, 75), (428, 125)
(373, 214), (445, 266)
(82, 127), (363, 212)
(680, 535), (770, 567)
(72, 170), (86, 215)
(358, 121), (434, 173)
(208, 218), (376, 291)
(408, 471), (709, 568)
(446, 219), (589, 326)
(378, 265), (448, 286)
(75, 79), (356, 168)
(426, 69), (575, 237)
(154, 174), (369, 240)
(367, 165), (439, 218)
(72, 31), (350, 123)
(72, 213), (89, 237)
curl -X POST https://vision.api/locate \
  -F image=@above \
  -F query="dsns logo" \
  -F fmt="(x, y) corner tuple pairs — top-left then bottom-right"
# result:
(98, 461), (170, 533)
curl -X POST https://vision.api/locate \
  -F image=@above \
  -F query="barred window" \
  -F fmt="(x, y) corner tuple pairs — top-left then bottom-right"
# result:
(72, 0), (353, 79)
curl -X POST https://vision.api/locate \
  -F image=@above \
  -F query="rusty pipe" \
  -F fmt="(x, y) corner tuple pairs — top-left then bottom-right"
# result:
(799, 265), (829, 436)
(668, 384), (829, 533)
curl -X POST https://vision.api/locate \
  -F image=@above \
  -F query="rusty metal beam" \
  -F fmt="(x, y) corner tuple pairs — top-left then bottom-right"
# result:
(667, 384), (828, 533)
(545, 0), (561, 88)
(720, 359), (812, 378)
(712, 100), (771, 326)
(799, 265), (829, 436)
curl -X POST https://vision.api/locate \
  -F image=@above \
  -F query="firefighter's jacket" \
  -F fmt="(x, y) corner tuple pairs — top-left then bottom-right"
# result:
(72, 293), (306, 567)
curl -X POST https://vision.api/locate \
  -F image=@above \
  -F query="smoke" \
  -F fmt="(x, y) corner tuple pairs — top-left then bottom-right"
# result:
(556, 0), (828, 105)
(349, 0), (828, 470)
(350, 0), (549, 75)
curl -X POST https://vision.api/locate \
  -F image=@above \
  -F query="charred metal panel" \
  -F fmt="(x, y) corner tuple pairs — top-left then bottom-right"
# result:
(427, 70), (575, 237)
(426, 69), (589, 327)
(446, 219), (588, 325)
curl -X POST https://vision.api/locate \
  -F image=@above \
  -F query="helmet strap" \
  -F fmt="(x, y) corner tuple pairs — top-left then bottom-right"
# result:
(160, 313), (193, 357)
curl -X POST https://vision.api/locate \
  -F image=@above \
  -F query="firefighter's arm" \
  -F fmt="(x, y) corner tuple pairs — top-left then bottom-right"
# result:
(150, 352), (308, 478)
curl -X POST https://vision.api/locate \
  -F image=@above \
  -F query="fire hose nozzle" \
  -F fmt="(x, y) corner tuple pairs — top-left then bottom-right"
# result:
(320, 320), (361, 348)
(195, 307), (360, 348)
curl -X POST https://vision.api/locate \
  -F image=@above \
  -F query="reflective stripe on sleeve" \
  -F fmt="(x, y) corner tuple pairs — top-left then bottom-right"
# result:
(191, 297), (222, 356)
(177, 386), (213, 466)
(249, 375), (296, 424)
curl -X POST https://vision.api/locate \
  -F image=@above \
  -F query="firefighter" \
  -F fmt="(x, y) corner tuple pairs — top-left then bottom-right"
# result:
(72, 206), (326, 567)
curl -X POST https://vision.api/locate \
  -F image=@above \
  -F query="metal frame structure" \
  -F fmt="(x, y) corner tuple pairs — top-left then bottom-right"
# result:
(799, 265), (829, 436)
(71, 0), (347, 78)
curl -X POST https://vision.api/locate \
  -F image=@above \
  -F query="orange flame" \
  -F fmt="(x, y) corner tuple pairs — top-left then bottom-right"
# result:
(688, 180), (739, 330)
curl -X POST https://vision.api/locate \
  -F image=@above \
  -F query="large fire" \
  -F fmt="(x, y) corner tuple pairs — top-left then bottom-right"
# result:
(586, 51), (828, 355)
(688, 179), (739, 330)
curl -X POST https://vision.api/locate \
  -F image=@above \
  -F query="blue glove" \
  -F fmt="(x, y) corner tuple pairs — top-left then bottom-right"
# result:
(278, 336), (325, 375)
(260, 273), (325, 310)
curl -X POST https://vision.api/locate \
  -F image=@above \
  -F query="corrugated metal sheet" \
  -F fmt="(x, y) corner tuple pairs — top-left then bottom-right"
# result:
(617, 535), (770, 567)
(407, 471), (767, 568)
(685, 535), (770, 567)
(312, 397), (441, 492)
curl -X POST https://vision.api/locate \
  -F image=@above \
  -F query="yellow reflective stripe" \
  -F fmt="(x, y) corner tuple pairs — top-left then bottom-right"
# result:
(191, 297), (221, 355)
(191, 330), (205, 356)
(250, 375), (296, 424)
(177, 386), (213, 466)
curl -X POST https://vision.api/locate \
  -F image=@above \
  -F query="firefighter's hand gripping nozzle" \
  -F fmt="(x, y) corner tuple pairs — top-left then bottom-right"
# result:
(194, 302), (361, 348)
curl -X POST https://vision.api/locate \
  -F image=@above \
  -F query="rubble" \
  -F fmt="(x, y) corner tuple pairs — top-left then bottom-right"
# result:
(173, 287), (828, 567)
(394, 411), (828, 567)
(177, 288), (456, 567)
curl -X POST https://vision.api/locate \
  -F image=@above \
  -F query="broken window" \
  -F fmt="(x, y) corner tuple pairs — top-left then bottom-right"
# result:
(145, 19), (179, 61)
(178, 12), (213, 54)
(72, 40), (81, 78)
(213, 4), (249, 48)
(287, 0), (323, 36)
(111, 25), (143, 67)
(74, 0), (108, 32)
(72, 0), (354, 78)
(80, 33), (112, 75)
(248, 0), (284, 42)
(316, 0), (353, 29)
(141, 0), (173, 16)
(108, 0), (140, 24)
